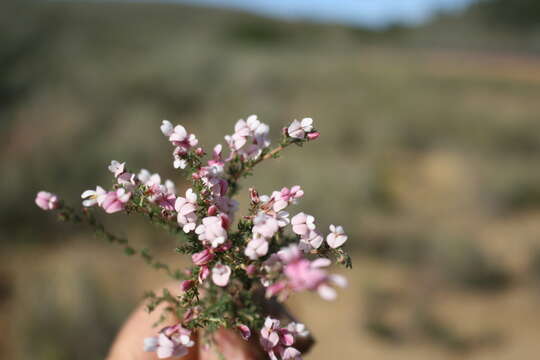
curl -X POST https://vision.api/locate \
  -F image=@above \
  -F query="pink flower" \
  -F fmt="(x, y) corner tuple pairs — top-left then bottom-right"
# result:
(287, 323), (309, 337)
(277, 245), (302, 264)
(287, 118), (313, 139)
(278, 245), (346, 300)
(225, 115), (270, 160)
(35, 191), (60, 210)
(260, 317), (303, 360)
(144, 325), (194, 359)
(137, 169), (165, 189)
(81, 186), (106, 207)
(298, 230), (324, 252)
(237, 324), (251, 340)
(191, 248), (215, 266)
(290, 213), (315, 236)
(175, 189), (198, 233)
(173, 147), (188, 170)
(195, 216), (228, 248)
(326, 224), (348, 248)
(108, 160), (125, 178)
(279, 186), (303, 204)
(101, 188), (131, 214)
(212, 263), (231, 287)
(284, 258), (327, 293)
(253, 213), (279, 239)
(299, 230), (324, 251)
(207, 144), (225, 174)
(265, 281), (287, 298)
(180, 280), (194, 292)
(198, 266), (210, 283)
(260, 317), (281, 351)
(245, 237), (269, 260)
(282, 347), (302, 360)
(169, 125), (198, 149)
(307, 131), (320, 140)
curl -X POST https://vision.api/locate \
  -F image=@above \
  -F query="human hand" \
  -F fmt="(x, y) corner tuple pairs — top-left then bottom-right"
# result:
(106, 285), (314, 360)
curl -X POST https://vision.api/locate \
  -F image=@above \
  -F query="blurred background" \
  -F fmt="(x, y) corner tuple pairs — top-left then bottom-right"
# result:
(2, 0), (540, 358)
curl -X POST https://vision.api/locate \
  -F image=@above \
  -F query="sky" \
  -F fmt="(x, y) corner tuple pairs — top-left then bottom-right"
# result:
(163, 0), (475, 28)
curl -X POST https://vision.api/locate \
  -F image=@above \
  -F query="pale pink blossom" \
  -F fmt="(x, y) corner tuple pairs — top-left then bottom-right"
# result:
(108, 160), (125, 178)
(101, 188), (131, 214)
(191, 248), (215, 266)
(307, 132), (320, 140)
(287, 118), (313, 139)
(175, 189), (198, 233)
(198, 266), (210, 283)
(245, 237), (269, 260)
(265, 281), (287, 298)
(260, 317), (281, 351)
(138, 169), (162, 187)
(290, 213), (315, 236)
(260, 317), (302, 360)
(35, 191), (60, 210)
(81, 186), (106, 207)
(287, 323), (309, 337)
(326, 224), (348, 248)
(195, 216), (227, 248)
(212, 263), (231, 287)
(253, 213), (279, 239)
(169, 125), (198, 150)
(237, 324), (251, 340)
(144, 325), (194, 359)
(272, 186), (304, 212)
(173, 147), (188, 170)
(277, 245), (302, 264)
(225, 115), (270, 160)
(207, 144), (225, 175)
(160, 120), (174, 137)
(299, 230), (324, 251)
(116, 172), (137, 189)
(277, 245), (346, 300)
(214, 196), (239, 219)
(282, 347), (302, 360)
(275, 211), (290, 228)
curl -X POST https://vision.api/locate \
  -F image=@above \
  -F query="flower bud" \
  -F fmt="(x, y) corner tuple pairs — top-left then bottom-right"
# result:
(307, 131), (320, 140)
(249, 187), (260, 204)
(192, 249), (215, 266)
(207, 205), (218, 216)
(180, 280), (194, 292)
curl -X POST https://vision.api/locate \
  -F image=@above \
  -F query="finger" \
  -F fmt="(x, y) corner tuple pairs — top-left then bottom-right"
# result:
(106, 286), (199, 360)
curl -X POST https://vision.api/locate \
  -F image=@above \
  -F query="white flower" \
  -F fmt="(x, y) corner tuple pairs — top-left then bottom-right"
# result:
(195, 216), (227, 248)
(138, 169), (161, 187)
(108, 160), (125, 177)
(160, 120), (174, 137)
(245, 237), (269, 260)
(326, 224), (348, 248)
(300, 229), (324, 250)
(287, 118), (313, 139)
(212, 264), (231, 287)
(291, 212), (316, 236)
(81, 186), (107, 207)
(175, 189), (198, 233)
(252, 212), (279, 239)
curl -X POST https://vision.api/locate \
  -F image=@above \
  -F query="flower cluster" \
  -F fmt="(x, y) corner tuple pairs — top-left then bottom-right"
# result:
(36, 115), (351, 360)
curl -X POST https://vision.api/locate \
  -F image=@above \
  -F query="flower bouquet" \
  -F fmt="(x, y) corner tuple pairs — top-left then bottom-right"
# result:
(36, 115), (351, 359)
